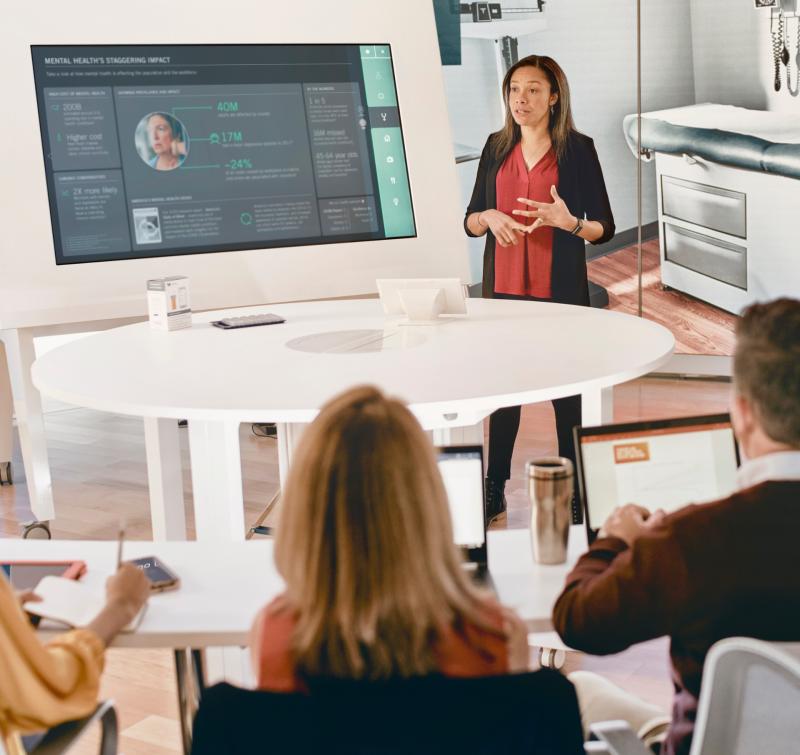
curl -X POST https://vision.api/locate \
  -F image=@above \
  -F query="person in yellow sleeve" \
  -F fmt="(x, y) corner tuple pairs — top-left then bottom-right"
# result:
(0, 563), (149, 754)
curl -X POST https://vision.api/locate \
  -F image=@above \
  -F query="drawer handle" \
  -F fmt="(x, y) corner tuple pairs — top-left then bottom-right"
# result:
(682, 153), (698, 165)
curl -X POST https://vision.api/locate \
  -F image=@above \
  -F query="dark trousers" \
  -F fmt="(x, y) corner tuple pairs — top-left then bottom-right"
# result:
(487, 292), (582, 482)
(487, 397), (582, 482)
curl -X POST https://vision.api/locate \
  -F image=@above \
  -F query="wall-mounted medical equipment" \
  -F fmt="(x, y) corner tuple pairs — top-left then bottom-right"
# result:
(756, 0), (800, 93)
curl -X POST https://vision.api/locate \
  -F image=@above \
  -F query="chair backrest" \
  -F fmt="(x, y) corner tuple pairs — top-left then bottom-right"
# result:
(690, 637), (800, 755)
(191, 669), (584, 754)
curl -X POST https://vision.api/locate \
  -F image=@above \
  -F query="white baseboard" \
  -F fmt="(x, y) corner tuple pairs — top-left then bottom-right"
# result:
(655, 353), (732, 378)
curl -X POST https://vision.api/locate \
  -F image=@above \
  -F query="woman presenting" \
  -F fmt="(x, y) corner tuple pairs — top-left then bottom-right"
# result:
(464, 54), (615, 524)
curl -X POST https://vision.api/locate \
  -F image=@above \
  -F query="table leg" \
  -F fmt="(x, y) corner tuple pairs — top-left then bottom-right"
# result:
(245, 422), (304, 537)
(143, 418), (186, 540)
(0, 341), (13, 482)
(1, 328), (55, 521)
(276, 422), (306, 486)
(174, 648), (205, 755)
(187, 420), (245, 541)
(581, 386), (615, 426)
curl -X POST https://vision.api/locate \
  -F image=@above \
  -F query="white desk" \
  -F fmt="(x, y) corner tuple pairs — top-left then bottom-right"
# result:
(31, 299), (674, 541)
(2, 529), (586, 752)
(491, 526), (588, 635)
(2, 539), (279, 648)
(1, 528), (585, 645)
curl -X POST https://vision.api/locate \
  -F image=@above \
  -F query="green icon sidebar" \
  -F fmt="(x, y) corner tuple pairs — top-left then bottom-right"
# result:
(371, 128), (414, 238)
(360, 45), (414, 239)
(360, 45), (397, 108)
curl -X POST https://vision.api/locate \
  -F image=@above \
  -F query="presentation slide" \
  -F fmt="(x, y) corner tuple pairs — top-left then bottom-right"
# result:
(31, 44), (416, 264)
(581, 423), (739, 526)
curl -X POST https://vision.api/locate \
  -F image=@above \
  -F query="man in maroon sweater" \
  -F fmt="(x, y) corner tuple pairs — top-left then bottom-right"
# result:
(552, 298), (800, 755)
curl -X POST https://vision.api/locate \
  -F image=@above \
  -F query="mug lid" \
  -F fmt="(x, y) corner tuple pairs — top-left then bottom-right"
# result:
(525, 456), (574, 479)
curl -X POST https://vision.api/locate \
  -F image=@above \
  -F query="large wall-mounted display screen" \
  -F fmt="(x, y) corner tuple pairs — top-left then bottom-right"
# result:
(31, 44), (416, 264)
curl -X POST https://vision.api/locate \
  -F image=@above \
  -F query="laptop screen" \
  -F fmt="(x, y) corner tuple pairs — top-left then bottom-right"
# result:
(576, 414), (740, 537)
(437, 446), (486, 554)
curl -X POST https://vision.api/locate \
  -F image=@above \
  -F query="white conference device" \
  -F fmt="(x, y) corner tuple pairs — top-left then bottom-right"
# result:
(376, 278), (467, 324)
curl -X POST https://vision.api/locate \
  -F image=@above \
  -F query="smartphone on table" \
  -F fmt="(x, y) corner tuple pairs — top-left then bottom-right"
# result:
(128, 556), (180, 592)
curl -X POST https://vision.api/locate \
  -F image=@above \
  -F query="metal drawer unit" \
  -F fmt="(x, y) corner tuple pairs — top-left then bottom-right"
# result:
(663, 223), (747, 290)
(661, 176), (747, 239)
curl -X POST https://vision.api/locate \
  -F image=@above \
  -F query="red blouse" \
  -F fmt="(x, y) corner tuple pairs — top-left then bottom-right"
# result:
(252, 596), (508, 692)
(494, 143), (559, 298)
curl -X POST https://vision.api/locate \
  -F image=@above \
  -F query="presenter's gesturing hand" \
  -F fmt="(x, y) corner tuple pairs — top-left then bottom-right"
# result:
(512, 185), (577, 232)
(478, 209), (533, 247)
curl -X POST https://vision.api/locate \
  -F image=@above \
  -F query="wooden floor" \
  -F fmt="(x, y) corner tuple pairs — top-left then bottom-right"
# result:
(588, 240), (737, 356)
(0, 376), (731, 753)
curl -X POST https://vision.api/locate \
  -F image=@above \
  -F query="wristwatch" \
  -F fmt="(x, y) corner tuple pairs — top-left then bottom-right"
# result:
(570, 218), (584, 235)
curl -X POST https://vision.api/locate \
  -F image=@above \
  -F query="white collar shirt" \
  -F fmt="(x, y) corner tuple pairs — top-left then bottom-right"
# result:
(736, 450), (800, 490)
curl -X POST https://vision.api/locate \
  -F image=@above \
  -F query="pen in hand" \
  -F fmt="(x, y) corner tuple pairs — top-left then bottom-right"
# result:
(116, 522), (126, 570)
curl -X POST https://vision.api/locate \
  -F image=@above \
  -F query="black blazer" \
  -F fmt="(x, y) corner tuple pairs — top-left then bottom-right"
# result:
(464, 130), (615, 305)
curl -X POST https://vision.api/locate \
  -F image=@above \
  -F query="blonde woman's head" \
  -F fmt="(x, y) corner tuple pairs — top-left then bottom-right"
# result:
(274, 385), (492, 679)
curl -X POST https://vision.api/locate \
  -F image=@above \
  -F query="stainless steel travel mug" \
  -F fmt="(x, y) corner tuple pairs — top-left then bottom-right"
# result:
(526, 457), (573, 565)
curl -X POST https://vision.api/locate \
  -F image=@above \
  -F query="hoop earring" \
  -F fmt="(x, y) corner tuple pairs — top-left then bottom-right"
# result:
(550, 105), (554, 115)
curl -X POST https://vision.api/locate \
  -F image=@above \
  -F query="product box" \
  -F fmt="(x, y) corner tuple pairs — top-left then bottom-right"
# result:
(147, 276), (191, 331)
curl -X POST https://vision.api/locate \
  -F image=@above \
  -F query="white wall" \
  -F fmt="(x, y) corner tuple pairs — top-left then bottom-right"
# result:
(690, 0), (800, 113)
(444, 39), (503, 283)
(443, 0), (696, 281)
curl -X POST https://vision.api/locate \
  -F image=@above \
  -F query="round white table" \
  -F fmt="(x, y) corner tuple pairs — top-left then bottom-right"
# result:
(32, 298), (674, 541)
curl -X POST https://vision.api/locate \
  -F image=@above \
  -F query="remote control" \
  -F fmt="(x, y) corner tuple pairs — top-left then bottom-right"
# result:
(212, 313), (286, 329)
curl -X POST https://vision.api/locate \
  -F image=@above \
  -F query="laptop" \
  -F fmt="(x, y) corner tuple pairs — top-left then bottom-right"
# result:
(574, 413), (740, 543)
(436, 445), (494, 589)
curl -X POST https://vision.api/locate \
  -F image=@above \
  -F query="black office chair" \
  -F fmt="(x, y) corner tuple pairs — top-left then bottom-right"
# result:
(191, 669), (584, 754)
